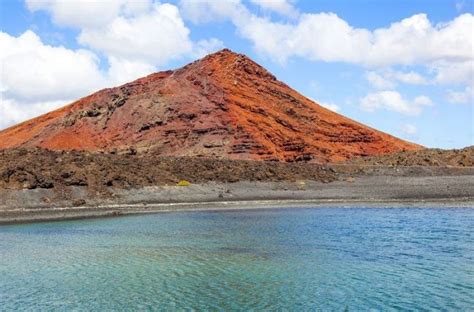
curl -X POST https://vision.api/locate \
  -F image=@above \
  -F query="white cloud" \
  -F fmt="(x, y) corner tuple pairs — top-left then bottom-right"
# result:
(0, 1), (224, 130)
(0, 98), (69, 130)
(191, 38), (225, 58)
(366, 72), (395, 89)
(6, 0), (472, 132)
(318, 101), (340, 112)
(0, 31), (107, 130)
(181, 0), (473, 87)
(106, 57), (156, 86)
(389, 70), (428, 85)
(369, 13), (473, 67)
(400, 124), (418, 136)
(308, 97), (340, 112)
(431, 60), (473, 86)
(446, 86), (474, 104)
(0, 31), (105, 102)
(360, 91), (433, 115)
(250, 0), (299, 18)
(28, 1), (222, 68)
(78, 3), (194, 66)
(26, 0), (152, 28)
(212, 10), (371, 64)
(243, 11), (473, 68)
(179, 0), (245, 24)
(413, 95), (433, 106)
(0, 30), (162, 130)
(366, 69), (428, 90)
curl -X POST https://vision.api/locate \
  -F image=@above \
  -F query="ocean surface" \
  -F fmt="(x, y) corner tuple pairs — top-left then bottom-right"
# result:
(1, 207), (473, 311)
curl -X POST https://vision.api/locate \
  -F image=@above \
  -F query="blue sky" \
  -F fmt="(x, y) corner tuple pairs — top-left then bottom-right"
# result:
(1, 0), (473, 148)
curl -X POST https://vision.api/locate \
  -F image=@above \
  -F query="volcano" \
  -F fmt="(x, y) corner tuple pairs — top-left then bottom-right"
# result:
(0, 49), (421, 162)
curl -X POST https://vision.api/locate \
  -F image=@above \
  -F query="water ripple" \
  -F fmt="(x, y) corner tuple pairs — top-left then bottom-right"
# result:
(1, 207), (473, 310)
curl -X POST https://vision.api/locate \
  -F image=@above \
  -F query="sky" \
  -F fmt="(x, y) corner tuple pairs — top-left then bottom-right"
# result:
(0, 0), (473, 148)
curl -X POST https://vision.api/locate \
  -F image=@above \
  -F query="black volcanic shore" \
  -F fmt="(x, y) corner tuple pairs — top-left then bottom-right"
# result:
(2, 147), (473, 193)
(1, 176), (473, 224)
(0, 147), (473, 224)
(0, 148), (335, 192)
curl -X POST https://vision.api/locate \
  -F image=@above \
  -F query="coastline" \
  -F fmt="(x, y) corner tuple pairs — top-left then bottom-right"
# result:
(2, 198), (474, 225)
(1, 174), (473, 224)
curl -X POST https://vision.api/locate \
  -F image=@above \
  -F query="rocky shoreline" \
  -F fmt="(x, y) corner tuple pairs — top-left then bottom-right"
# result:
(1, 147), (473, 224)
(0, 148), (335, 192)
(1, 174), (473, 224)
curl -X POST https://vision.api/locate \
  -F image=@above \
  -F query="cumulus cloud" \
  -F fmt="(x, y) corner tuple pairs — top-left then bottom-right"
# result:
(0, 30), (118, 129)
(309, 97), (340, 112)
(413, 95), (433, 106)
(191, 38), (225, 58)
(250, 0), (299, 18)
(0, 1), (224, 130)
(0, 31), (105, 102)
(180, 0), (473, 87)
(4, 0), (472, 131)
(106, 57), (156, 86)
(26, 0), (152, 28)
(360, 91), (433, 115)
(366, 69), (428, 89)
(78, 3), (194, 66)
(301, 13), (469, 68)
(400, 124), (418, 136)
(0, 27), (217, 130)
(318, 102), (340, 112)
(389, 71), (428, 85)
(431, 60), (473, 86)
(29, 1), (222, 67)
(366, 72), (395, 89)
(0, 98), (69, 130)
(180, 0), (245, 24)
(446, 86), (474, 104)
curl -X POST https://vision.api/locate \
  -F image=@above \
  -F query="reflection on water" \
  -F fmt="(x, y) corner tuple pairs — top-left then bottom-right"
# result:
(1, 207), (473, 310)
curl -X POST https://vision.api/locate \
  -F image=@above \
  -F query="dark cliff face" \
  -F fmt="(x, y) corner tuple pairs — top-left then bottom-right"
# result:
(0, 49), (421, 162)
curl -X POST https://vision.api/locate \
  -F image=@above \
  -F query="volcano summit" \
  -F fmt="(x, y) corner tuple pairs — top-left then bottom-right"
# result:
(0, 49), (420, 162)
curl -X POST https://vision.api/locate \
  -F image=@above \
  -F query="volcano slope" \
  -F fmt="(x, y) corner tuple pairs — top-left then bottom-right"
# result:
(0, 49), (420, 162)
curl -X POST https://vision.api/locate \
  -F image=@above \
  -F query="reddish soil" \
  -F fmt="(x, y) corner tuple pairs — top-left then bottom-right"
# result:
(0, 49), (421, 162)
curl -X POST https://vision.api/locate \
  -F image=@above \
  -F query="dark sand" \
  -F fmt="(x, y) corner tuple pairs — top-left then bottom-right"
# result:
(1, 174), (473, 224)
(1, 148), (473, 224)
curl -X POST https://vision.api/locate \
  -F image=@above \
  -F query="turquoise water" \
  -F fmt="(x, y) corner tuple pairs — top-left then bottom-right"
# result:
(1, 208), (473, 311)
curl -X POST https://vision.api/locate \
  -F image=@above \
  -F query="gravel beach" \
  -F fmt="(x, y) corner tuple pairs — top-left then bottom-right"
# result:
(1, 148), (473, 224)
(1, 174), (473, 224)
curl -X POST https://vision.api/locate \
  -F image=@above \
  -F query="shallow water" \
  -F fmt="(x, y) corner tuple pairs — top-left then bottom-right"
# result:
(1, 207), (473, 310)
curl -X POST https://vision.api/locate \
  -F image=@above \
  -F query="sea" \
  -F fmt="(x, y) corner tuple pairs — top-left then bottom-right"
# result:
(1, 207), (473, 310)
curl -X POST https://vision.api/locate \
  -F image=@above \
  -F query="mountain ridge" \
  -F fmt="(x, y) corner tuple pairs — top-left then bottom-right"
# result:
(0, 49), (421, 162)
